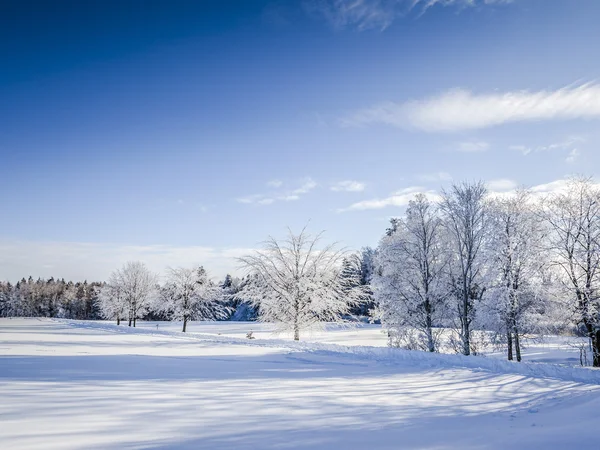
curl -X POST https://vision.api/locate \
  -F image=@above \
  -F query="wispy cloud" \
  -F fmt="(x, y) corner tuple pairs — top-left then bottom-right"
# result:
(237, 178), (317, 205)
(488, 178), (600, 200)
(305, 0), (513, 31)
(266, 179), (283, 188)
(341, 84), (600, 132)
(292, 178), (318, 195)
(338, 186), (440, 212)
(330, 180), (367, 192)
(416, 172), (452, 182)
(510, 136), (584, 164)
(457, 141), (489, 152)
(341, 177), (598, 212)
(236, 194), (263, 204)
(566, 148), (580, 164)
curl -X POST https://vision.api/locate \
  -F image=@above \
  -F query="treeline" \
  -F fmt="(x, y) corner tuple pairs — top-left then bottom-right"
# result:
(0, 273), (252, 323)
(0, 277), (103, 320)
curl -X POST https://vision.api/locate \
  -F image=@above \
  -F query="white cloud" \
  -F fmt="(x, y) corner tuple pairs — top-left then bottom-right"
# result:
(236, 178), (317, 205)
(529, 179), (573, 195)
(339, 177), (595, 212)
(236, 194), (263, 204)
(330, 180), (367, 192)
(416, 172), (453, 182)
(510, 136), (585, 156)
(292, 178), (318, 195)
(487, 178), (600, 201)
(0, 241), (252, 283)
(305, 0), (513, 31)
(341, 84), (600, 132)
(487, 178), (518, 192)
(566, 148), (580, 164)
(457, 141), (489, 152)
(279, 195), (300, 201)
(338, 186), (441, 212)
(267, 179), (283, 188)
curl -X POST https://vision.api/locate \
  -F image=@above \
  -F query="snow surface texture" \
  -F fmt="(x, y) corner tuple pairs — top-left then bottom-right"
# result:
(1, 319), (600, 449)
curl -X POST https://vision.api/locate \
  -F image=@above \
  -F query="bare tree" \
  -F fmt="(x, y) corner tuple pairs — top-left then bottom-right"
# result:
(374, 194), (448, 352)
(238, 227), (362, 340)
(440, 181), (488, 356)
(541, 177), (600, 366)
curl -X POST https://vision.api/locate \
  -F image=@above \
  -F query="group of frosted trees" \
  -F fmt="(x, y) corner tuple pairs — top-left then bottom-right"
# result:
(374, 178), (600, 366)
(0, 278), (101, 319)
(98, 234), (368, 339)
(98, 261), (229, 331)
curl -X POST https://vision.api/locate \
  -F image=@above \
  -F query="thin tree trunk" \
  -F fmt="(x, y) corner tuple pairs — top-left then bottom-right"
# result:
(583, 322), (600, 367)
(425, 298), (435, 352)
(592, 328), (600, 367)
(463, 295), (470, 356)
(514, 327), (522, 362)
(128, 318), (132, 327)
(426, 329), (435, 352)
(133, 317), (136, 327)
(507, 329), (513, 361)
(182, 316), (188, 333)
(595, 330), (600, 367)
(117, 316), (120, 326)
(293, 295), (300, 341)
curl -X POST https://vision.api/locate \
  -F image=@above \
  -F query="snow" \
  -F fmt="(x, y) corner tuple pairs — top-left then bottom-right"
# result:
(1, 318), (600, 449)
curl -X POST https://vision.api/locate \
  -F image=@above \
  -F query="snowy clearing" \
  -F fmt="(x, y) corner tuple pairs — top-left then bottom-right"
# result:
(1, 319), (600, 449)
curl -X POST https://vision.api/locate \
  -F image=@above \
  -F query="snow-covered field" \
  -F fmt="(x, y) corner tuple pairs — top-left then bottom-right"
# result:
(1, 319), (600, 449)
(133, 320), (589, 365)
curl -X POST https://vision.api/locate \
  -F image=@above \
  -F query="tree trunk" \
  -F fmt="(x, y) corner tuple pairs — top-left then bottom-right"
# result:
(182, 316), (188, 333)
(128, 317), (132, 327)
(426, 327), (435, 352)
(514, 328), (522, 362)
(117, 316), (120, 326)
(462, 295), (470, 356)
(133, 317), (137, 327)
(592, 328), (600, 367)
(583, 322), (600, 367)
(507, 329), (513, 361)
(293, 322), (300, 341)
(425, 300), (435, 352)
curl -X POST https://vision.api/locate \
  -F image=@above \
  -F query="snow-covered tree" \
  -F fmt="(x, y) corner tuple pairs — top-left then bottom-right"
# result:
(541, 177), (600, 366)
(238, 227), (362, 340)
(158, 266), (228, 332)
(98, 262), (157, 327)
(484, 190), (546, 361)
(97, 277), (127, 325)
(440, 181), (488, 356)
(0, 283), (10, 317)
(360, 247), (376, 286)
(374, 194), (448, 352)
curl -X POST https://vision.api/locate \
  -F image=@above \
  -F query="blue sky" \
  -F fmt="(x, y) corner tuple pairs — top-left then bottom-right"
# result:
(2, 0), (600, 281)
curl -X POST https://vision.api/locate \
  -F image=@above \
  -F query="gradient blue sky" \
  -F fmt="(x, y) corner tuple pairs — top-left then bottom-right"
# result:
(2, 0), (600, 281)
